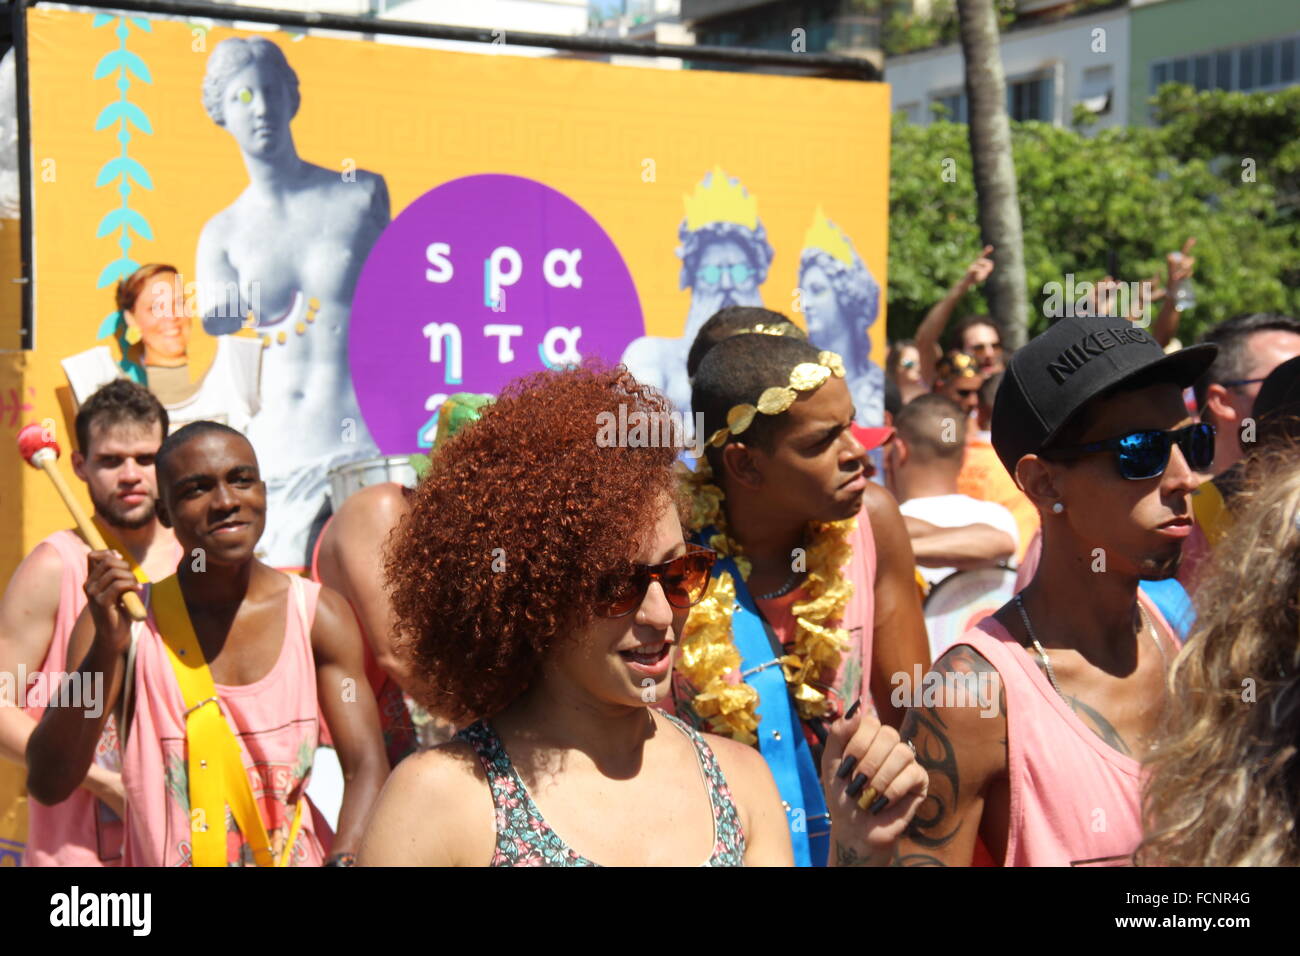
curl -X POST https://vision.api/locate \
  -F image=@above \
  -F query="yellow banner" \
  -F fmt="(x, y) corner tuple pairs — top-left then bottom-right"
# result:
(10, 6), (889, 571)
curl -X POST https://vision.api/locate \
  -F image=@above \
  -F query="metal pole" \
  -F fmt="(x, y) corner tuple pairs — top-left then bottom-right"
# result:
(36, 0), (880, 79)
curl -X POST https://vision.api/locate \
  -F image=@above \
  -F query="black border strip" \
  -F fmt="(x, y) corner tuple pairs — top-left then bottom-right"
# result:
(13, 0), (34, 350)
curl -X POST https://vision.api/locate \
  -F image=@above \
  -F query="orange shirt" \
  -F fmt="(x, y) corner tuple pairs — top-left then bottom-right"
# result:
(957, 433), (1039, 563)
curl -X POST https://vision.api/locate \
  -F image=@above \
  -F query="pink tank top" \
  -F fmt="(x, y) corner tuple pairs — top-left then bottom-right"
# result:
(23, 530), (122, 867)
(953, 591), (1177, 867)
(756, 500), (878, 714)
(122, 574), (327, 866)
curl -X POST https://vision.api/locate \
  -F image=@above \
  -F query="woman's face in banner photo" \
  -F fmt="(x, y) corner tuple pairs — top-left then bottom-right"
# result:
(220, 61), (292, 159)
(801, 263), (842, 345)
(126, 271), (190, 365)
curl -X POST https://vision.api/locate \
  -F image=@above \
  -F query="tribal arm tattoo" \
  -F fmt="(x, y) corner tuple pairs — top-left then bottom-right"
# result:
(891, 645), (1005, 867)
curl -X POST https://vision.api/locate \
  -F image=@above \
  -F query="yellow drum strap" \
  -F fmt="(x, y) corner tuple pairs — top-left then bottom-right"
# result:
(151, 575), (303, 867)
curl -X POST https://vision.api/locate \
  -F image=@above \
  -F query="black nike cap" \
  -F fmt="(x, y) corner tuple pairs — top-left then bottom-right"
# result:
(992, 316), (1218, 477)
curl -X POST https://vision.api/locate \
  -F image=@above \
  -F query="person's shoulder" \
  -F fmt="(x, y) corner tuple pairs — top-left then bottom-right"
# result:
(335, 482), (410, 530)
(6, 540), (71, 603)
(695, 729), (773, 802)
(395, 735), (482, 787)
(360, 735), (491, 865)
(699, 729), (766, 775)
(917, 640), (1008, 744)
(860, 480), (898, 522)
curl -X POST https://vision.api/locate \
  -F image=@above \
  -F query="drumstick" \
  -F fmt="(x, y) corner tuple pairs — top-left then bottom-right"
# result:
(18, 424), (148, 621)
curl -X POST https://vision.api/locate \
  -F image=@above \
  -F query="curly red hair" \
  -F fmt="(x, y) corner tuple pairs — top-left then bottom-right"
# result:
(385, 364), (681, 723)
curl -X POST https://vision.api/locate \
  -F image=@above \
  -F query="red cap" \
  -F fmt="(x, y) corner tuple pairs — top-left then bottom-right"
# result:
(851, 424), (894, 451)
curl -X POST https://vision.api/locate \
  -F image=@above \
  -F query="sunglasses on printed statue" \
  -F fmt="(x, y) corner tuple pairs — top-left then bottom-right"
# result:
(1047, 423), (1215, 481)
(595, 545), (717, 619)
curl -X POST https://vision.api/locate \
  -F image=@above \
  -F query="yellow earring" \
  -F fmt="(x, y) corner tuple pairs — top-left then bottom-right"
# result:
(124, 324), (142, 346)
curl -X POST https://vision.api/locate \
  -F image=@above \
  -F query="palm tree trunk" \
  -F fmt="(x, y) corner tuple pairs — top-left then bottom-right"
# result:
(955, 0), (1028, 350)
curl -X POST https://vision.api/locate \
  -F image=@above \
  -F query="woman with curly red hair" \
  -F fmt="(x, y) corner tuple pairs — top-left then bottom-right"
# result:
(358, 364), (925, 866)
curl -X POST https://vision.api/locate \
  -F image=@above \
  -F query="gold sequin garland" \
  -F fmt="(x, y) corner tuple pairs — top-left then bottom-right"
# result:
(676, 457), (856, 745)
(253, 296), (322, 348)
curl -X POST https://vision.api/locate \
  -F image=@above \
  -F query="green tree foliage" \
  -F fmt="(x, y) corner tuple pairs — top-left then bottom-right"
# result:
(888, 88), (1300, 344)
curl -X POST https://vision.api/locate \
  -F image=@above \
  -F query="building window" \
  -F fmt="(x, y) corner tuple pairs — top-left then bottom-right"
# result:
(1152, 34), (1300, 97)
(1007, 73), (1053, 122)
(930, 91), (967, 123)
(1079, 65), (1113, 118)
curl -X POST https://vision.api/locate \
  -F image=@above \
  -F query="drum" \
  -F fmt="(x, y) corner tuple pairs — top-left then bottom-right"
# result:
(923, 566), (1019, 663)
(326, 456), (418, 509)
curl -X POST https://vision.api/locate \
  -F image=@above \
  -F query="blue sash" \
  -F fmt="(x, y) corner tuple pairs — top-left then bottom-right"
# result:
(694, 528), (831, 867)
(1138, 578), (1195, 641)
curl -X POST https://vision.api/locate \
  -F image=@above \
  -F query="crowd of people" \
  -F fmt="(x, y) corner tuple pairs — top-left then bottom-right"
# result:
(3, 240), (1299, 868)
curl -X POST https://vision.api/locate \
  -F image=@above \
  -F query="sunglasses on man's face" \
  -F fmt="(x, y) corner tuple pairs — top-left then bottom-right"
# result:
(1048, 423), (1215, 481)
(595, 545), (717, 618)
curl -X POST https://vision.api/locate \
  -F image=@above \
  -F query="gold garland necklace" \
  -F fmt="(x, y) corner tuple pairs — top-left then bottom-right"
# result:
(677, 456), (856, 745)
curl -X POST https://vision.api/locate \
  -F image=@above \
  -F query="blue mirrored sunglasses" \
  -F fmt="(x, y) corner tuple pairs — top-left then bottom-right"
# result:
(1047, 423), (1216, 480)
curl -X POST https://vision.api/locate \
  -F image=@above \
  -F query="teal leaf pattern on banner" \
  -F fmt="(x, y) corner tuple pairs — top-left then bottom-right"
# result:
(93, 48), (151, 83)
(94, 101), (152, 135)
(92, 12), (154, 389)
(96, 207), (153, 241)
(94, 155), (153, 190)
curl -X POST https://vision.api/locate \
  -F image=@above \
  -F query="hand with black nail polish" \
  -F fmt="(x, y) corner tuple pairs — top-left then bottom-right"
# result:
(818, 697), (929, 866)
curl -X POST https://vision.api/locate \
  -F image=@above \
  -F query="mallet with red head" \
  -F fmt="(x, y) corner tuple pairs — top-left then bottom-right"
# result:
(18, 423), (148, 621)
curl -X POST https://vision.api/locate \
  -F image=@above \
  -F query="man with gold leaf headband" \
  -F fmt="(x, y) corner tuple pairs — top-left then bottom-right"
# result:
(622, 168), (774, 413)
(673, 333), (930, 866)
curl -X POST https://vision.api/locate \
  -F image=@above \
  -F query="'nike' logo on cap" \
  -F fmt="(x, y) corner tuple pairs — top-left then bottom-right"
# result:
(1046, 327), (1154, 385)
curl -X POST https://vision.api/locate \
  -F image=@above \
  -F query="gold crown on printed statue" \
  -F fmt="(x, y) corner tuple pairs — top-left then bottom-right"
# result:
(683, 165), (760, 231)
(706, 350), (847, 448)
(802, 206), (856, 267)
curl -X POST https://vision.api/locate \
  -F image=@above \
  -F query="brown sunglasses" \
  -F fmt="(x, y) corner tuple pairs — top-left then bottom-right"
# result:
(594, 545), (717, 618)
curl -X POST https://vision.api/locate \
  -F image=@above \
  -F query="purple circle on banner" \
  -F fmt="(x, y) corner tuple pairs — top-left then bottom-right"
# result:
(350, 174), (644, 454)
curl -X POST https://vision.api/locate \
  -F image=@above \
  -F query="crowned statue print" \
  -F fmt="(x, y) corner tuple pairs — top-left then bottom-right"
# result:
(798, 208), (884, 428)
(195, 36), (389, 568)
(621, 167), (774, 414)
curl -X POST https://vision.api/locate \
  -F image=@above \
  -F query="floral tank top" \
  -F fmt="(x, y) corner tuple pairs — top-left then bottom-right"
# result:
(458, 711), (746, 866)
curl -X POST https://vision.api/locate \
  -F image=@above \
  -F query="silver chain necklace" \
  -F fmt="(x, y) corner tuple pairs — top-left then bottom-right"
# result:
(756, 568), (804, 600)
(1014, 593), (1167, 702)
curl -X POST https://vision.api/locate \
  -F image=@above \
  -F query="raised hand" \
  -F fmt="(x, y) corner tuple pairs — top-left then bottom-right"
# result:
(83, 549), (140, 655)
(963, 245), (995, 287)
(820, 700), (928, 866)
(1167, 236), (1196, 286)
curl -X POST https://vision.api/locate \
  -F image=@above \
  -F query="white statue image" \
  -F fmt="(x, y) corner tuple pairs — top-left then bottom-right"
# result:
(620, 167), (773, 415)
(799, 208), (884, 428)
(196, 37), (389, 568)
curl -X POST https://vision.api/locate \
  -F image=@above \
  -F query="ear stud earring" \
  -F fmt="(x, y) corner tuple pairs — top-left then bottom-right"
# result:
(1052, 502), (1065, 514)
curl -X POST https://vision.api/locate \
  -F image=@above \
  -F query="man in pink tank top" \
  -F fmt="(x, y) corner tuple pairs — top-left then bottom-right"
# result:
(0, 381), (181, 866)
(894, 315), (1218, 867)
(26, 421), (389, 866)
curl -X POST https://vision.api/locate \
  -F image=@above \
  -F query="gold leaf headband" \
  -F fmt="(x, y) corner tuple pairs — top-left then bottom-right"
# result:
(736, 323), (794, 338)
(706, 350), (847, 448)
